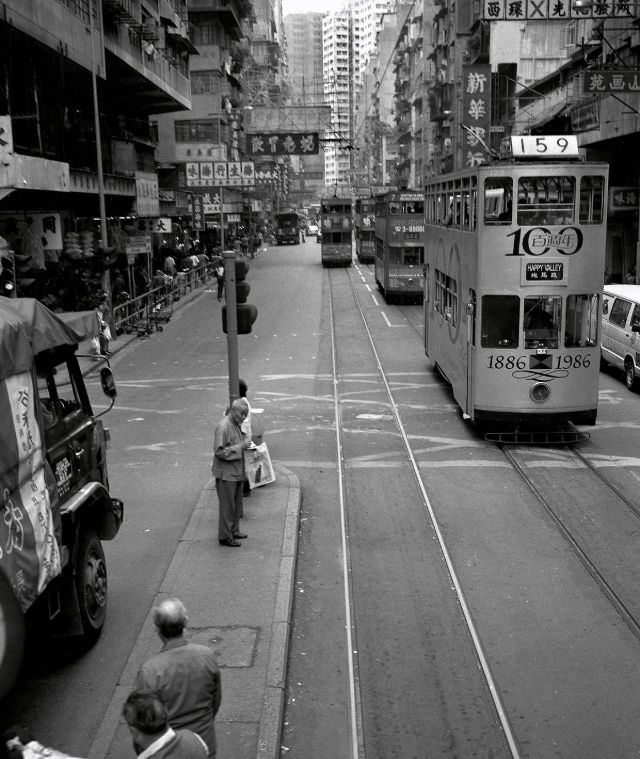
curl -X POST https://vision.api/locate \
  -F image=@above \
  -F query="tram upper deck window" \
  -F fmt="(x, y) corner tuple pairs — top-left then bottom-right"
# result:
(481, 295), (519, 348)
(484, 178), (513, 224)
(524, 296), (561, 349)
(517, 176), (575, 226)
(579, 176), (605, 224)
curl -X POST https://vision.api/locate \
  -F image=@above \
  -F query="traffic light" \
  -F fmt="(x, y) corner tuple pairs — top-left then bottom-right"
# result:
(222, 259), (258, 334)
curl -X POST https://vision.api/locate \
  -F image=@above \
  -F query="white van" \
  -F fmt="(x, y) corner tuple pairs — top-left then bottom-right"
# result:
(601, 284), (640, 390)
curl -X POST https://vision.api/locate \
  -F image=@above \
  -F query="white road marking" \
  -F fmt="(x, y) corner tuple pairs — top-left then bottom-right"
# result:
(381, 311), (406, 327)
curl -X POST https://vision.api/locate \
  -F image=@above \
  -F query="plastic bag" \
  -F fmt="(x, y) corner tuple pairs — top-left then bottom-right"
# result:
(243, 442), (275, 489)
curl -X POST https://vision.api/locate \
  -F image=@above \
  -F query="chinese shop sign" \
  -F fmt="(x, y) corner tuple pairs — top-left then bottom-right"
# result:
(483, 0), (635, 19)
(462, 64), (492, 168)
(583, 70), (640, 94)
(186, 161), (255, 187)
(247, 132), (319, 156)
(610, 187), (638, 211)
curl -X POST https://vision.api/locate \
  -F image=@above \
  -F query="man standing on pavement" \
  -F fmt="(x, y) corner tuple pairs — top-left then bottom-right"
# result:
(212, 397), (251, 547)
(134, 599), (221, 757)
(123, 690), (208, 758)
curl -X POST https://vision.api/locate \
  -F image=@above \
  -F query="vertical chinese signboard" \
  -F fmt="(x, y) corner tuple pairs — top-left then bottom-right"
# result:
(462, 64), (492, 168)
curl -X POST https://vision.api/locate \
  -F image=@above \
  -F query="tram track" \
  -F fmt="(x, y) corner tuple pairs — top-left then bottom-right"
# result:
(498, 440), (640, 646)
(327, 264), (520, 758)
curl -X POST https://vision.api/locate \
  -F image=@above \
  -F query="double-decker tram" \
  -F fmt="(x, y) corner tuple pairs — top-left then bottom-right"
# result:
(423, 135), (608, 438)
(374, 191), (425, 302)
(320, 196), (353, 267)
(355, 197), (376, 263)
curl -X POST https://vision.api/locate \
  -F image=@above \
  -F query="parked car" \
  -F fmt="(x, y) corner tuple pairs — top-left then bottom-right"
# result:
(601, 284), (640, 390)
(308, 223), (318, 236)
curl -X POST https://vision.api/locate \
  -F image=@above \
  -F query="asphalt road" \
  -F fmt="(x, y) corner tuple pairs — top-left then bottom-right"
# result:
(6, 241), (640, 758)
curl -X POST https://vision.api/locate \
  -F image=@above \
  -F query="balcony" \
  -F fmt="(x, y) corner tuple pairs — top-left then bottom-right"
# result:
(188, 0), (252, 38)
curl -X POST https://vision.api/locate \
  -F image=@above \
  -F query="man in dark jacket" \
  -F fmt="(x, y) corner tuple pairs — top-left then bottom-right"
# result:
(134, 599), (221, 757)
(123, 689), (208, 758)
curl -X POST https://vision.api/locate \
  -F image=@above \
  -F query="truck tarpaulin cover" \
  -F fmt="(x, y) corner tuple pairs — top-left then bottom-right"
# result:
(0, 299), (97, 611)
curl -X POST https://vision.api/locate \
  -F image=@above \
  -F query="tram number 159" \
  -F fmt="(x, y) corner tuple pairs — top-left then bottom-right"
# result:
(487, 354), (593, 369)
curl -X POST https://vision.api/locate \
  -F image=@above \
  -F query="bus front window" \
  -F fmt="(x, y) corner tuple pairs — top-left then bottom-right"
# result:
(481, 295), (519, 348)
(524, 296), (561, 349)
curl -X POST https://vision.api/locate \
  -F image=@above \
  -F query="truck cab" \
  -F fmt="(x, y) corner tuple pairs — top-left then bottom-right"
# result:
(0, 298), (123, 701)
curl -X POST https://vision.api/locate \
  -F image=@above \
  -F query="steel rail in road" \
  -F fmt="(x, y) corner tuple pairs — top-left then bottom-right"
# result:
(330, 264), (521, 759)
(500, 442), (640, 645)
(328, 271), (367, 759)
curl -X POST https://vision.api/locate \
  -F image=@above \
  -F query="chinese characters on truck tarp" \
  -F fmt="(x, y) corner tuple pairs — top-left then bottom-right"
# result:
(0, 372), (61, 612)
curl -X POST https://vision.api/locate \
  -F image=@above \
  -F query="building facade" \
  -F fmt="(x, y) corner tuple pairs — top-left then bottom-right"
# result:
(0, 0), (192, 304)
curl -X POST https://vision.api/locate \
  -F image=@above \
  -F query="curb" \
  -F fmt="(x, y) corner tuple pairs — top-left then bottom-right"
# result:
(257, 466), (301, 759)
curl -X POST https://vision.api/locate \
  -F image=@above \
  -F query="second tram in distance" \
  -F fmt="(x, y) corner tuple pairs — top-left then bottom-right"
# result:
(320, 196), (353, 267)
(423, 135), (608, 434)
(374, 191), (425, 303)
(355, 197), (376, 264)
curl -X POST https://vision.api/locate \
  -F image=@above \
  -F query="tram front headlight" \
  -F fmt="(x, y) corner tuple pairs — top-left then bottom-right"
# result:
(529, 383), (550, 404)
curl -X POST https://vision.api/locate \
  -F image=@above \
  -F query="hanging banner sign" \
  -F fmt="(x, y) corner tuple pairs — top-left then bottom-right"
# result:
(186, 161), (255, 187)
(583, 70), (640, 94)
(462, 64), (491, 168)
(247, 132), (319, 156)
(483, 0), (635, 19)
(190, 194), (205, 229)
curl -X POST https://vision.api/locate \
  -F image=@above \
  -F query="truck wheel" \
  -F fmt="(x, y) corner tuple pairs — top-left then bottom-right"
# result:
(75, 530), (107, 641)
(0, 570), (25, 700)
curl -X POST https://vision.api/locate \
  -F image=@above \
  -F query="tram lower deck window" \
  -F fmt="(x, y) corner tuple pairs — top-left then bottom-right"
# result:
(481, 295), (519, 348)
(524, 296), (561, 349)
(565, 294), (599, 347)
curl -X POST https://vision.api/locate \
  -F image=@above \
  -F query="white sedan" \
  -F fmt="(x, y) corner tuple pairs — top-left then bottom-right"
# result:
(307, 223), (318, 235)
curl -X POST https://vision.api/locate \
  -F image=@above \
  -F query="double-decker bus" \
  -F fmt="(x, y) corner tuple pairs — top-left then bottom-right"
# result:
(423, 135), (608, 437)
(320, 196), (353, 267)
(355, 197), (376, 263)
(374, 191), (425, 302)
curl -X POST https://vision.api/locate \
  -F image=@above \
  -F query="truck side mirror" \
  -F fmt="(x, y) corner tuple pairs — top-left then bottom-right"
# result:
(100, 367), (117, 399)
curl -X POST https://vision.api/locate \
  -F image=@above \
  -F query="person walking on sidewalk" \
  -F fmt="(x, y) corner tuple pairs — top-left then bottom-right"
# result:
(134, 599), (221, 758)
(123, 690), (208, 758)
(212, 397), (251, 546)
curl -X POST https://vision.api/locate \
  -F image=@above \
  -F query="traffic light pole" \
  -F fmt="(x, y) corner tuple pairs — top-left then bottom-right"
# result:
(223, 249), (240, 405)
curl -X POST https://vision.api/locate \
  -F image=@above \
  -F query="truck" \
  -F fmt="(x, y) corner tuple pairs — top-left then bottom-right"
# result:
(0, 298), (123, 701)
(274, 212), (302, 245)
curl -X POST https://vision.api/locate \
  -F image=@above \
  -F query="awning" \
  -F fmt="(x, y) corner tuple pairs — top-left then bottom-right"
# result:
(527, 101), (569, 131)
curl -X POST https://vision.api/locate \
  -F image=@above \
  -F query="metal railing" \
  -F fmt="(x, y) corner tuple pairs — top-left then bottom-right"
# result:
(112, 263), (215, 336)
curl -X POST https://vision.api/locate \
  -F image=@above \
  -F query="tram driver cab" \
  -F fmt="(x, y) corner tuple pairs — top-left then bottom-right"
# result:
(524, 297), (560, 349)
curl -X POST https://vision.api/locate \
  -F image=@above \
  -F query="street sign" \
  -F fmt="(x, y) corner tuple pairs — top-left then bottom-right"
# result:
(246, 132), (319, 157)
(483, 0), (638, 19)
(583, 70), (640, 94)
(186, 161), (255, 188)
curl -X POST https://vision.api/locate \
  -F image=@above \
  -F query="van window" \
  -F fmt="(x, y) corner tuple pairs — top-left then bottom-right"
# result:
(631, 304), (640, 330)
(609, 298), (632, 328)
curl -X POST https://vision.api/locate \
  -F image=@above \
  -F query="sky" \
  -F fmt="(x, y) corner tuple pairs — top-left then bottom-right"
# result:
(281, 0), (345, 16)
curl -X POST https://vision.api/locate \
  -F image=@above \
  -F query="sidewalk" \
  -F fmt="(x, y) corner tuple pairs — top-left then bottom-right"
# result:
(82, 268), (302, 759)
(88, 468), (301, 759)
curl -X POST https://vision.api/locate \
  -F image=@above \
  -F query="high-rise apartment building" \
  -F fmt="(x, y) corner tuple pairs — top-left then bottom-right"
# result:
(322, 11), (352, 186)
(284, 13), (324, 106)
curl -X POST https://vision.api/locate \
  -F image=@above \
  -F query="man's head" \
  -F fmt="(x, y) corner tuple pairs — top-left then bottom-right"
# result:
(230, 397), (249, 426)
(123, 690), (168, 755)
(152, 597), (188, 640)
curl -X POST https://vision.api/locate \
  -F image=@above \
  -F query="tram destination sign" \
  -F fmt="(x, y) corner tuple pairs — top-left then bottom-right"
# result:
(483, 0), (638, 19)
(525, 261), (565, 282)
(511, 135), (579, 158)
